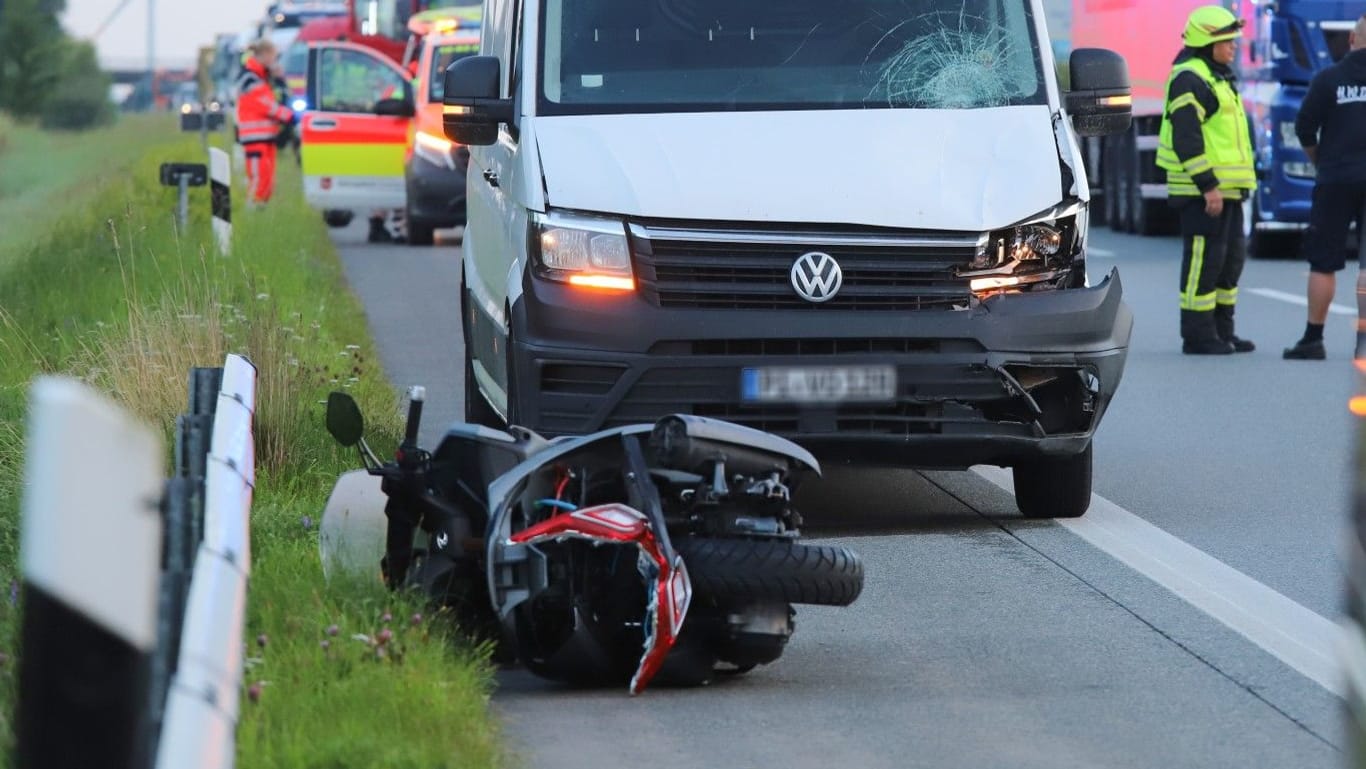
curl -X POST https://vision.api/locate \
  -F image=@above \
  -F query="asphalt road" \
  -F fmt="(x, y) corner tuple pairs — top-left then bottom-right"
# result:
(332, 219), (1353, 768)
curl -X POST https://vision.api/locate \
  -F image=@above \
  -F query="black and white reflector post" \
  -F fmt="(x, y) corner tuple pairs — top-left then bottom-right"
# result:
(16, 378), (164, 769)
(210, 147), (231, 254)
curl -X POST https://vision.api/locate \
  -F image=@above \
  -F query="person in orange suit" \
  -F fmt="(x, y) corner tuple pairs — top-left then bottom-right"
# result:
(234, 39), (296, 205)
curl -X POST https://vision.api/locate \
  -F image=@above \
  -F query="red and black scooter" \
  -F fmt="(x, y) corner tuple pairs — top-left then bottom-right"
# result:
(323, 387), (863, 694)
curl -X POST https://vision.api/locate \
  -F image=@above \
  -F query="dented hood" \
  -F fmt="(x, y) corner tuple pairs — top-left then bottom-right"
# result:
(533, 106), (1063, 232)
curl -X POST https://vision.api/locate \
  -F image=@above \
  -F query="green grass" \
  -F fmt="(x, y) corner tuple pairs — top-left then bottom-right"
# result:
(0, 115), (502, 768)
(0, 113), (178, 269)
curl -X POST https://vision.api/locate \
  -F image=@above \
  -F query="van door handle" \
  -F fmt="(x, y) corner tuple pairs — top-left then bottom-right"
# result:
(482, 170), (500, 187)
(310, 118), (338, 130)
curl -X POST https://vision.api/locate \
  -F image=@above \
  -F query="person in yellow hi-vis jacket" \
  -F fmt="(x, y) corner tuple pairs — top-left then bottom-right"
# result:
(1156, 5), (1258, 355)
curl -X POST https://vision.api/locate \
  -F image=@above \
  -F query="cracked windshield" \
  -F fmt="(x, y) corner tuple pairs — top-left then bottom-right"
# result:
(541, 0), (1045, 111)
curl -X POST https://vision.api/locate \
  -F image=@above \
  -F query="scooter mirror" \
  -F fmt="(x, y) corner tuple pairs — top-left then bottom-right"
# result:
(326, 391), (365, 447)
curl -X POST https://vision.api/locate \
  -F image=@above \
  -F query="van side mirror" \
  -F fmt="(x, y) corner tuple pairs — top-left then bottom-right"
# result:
(1065, 48), (1133, 138)
(443, 56), (513, 146)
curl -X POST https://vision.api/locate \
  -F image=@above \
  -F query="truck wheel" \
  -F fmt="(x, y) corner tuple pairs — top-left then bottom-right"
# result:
(1086, 138), (1108, 227)
(1012, 445), (1093, 519)
(1245, 195), (1300, 259)
(1131, 179), (1152, 235)
(1102, 137), (1119, 229)
(1134, 198), (1176, 237)
(323, 209), (354, 228)
(407, 217), (435, 247)
(674, 537), (864, 607)
(1121, 129), (1146, 234)
(1111, 137), (1133, 232)
(1130, 178), (1170, 236)
(1128, 131), (1174, 236)
(1244, 197), (1263, 258)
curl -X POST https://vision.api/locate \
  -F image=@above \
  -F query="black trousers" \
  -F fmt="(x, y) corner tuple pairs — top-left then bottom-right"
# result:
(1176, 195), (1245, 340)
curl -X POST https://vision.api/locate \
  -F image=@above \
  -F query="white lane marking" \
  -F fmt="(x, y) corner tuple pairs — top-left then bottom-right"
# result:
(973, 465), (1344, 696)
(1341, 621), (1366, 707)
(1247, 287), (1355, 317)
(1088, 246), (1117, 258)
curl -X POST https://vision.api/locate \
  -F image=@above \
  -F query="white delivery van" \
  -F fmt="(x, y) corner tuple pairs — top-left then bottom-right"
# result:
(443, 0), (1135, 518)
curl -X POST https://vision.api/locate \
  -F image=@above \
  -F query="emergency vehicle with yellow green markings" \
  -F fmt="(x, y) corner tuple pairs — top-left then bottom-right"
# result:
(300, 6), (481, 242)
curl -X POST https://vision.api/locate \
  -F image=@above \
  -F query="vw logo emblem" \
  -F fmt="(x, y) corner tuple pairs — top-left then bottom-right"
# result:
(790, 252), (843, 303)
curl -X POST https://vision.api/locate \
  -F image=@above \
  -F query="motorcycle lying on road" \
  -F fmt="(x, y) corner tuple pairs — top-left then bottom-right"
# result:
(321, 387), (864, 694)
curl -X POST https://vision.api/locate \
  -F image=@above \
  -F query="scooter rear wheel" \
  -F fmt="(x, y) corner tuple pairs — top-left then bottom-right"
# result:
(675, 537), (864, 607)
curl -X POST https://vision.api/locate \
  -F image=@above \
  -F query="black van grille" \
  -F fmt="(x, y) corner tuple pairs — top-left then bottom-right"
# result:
(629, 223), (983, 311)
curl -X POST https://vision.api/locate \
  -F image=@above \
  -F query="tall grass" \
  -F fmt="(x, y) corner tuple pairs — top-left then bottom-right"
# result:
(0, 113), (175, 269)
(0, 121), (502, 767)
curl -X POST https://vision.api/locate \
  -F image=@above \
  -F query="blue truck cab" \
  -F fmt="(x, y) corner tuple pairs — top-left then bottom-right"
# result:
(1241, 0), (1363, 254)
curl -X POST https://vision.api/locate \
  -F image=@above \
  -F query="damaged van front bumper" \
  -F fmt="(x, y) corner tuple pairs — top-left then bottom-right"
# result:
(501, 267), (1132, 469)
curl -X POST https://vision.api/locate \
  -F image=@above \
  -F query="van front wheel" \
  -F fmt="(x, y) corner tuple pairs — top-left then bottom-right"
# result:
(461, 281), (505, 429)
(1012, 445), (1093, 519)
(463, 340), (503, 429)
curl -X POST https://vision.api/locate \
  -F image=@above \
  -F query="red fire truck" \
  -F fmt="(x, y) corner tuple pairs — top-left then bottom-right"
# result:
(344, 0), (481, 63)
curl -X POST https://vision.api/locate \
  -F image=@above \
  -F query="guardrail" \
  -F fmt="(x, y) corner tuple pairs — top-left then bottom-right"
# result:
(16, 354), (257, 769)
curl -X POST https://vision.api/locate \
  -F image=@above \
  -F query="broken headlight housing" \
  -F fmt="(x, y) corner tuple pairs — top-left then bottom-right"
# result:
(963, 201), (1087, 297)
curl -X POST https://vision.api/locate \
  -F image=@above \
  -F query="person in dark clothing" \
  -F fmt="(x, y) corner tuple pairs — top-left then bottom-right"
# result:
(1283, 14), (1366, 360)
(1156, 6), (1258, 355)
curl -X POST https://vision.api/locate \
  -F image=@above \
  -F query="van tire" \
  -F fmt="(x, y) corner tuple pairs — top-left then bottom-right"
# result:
(502, 308), (522, 427)
(1012, 445), (1093, 519)
(462, 280), (504, 428)
(464, 341), (503, 428)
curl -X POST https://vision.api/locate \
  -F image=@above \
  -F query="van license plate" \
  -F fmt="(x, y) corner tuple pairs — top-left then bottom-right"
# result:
(741, 366), (897, 404)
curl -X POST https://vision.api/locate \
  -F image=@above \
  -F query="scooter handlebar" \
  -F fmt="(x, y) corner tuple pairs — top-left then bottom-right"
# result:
(403, 386), (426, 447)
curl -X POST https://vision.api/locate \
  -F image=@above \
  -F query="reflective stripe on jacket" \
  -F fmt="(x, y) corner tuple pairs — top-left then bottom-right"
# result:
(1156, 56), (1255, 197)
(235, 58), (293, 145)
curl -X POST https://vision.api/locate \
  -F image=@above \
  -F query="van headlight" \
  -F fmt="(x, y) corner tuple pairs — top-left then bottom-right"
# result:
(963, 201), (1086, 296)
(532, 211), (635, 291)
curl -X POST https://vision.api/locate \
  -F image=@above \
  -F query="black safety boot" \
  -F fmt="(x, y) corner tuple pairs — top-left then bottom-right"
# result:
(1214, 305), (1255, 352)
(1283, 339), (1326, 360)
(1181, 310), (1234, 355)
(1183, 338), (1236, 355)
